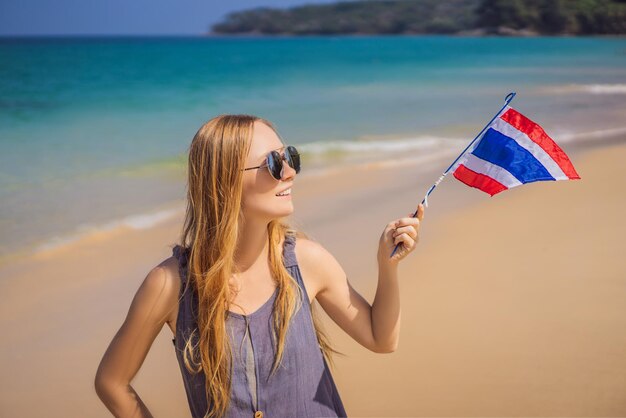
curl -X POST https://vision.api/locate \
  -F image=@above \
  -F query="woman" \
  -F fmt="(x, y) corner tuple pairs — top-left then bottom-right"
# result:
(95, 115), (425, 418)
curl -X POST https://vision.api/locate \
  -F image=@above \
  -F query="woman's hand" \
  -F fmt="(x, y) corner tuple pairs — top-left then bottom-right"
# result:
(377, 203), (425, 267)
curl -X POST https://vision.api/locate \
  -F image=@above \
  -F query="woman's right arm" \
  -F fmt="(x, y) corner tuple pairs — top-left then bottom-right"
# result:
(95, 263), (178, 418)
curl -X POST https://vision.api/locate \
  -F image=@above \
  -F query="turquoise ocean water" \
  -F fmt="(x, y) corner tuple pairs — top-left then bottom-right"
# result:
(1, 36), (625, 259)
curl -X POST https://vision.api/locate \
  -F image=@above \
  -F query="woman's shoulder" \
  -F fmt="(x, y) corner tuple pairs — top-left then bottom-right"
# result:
(148, 254), (183, 300)
(126, 254), (182, 331)
(291, 235), (346, 300)
(292, 234), (335, 265)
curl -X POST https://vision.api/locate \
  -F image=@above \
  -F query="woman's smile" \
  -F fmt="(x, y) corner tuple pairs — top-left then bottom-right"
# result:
(275, 187), (292, 197)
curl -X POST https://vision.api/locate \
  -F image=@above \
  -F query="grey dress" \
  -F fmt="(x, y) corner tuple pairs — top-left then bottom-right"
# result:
(172, 233), (347, 418)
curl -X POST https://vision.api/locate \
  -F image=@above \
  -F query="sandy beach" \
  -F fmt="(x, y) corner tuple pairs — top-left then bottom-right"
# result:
(0, 134), (625, 417)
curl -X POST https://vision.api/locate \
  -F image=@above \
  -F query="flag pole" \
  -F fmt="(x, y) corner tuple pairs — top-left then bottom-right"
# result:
(389, 92), (517, 258)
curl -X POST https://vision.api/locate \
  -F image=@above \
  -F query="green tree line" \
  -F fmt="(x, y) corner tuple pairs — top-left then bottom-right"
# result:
(210, 0), (626, 35)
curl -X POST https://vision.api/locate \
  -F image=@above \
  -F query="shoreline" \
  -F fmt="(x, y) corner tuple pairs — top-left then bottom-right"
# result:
(2, 123), (624, 268)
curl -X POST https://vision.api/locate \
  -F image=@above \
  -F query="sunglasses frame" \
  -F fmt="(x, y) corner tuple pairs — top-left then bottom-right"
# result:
(242, 145), (301, 180)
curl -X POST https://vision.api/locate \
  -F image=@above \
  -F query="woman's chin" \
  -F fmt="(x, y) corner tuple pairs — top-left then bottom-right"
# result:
(273, 204), (294, 217)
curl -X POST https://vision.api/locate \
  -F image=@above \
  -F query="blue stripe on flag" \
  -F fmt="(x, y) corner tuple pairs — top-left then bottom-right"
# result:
(471, 128), (555, 183)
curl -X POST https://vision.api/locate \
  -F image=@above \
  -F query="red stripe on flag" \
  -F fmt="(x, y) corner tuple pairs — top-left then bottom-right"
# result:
(453, 164), (508, 196)
(500, 108), (580, 179)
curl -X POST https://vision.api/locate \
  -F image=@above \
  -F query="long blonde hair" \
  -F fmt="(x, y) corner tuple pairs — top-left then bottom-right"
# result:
(176, 114), (343, 418)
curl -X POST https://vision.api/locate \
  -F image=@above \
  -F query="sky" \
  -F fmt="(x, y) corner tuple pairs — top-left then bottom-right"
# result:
(0, 0), (349, 36)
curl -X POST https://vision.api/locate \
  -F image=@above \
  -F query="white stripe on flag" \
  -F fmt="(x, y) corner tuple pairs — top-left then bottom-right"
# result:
(491, 118), (569, 180)
(462, 153), (523, 188)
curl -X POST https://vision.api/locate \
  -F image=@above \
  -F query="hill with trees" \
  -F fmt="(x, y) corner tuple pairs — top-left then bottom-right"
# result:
(210, 0), (626, 36)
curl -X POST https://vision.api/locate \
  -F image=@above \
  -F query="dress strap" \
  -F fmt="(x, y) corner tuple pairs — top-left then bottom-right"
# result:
(282, 233), (298, 268)
(171, 244), (192, 348)
(172, 245), (190, 287)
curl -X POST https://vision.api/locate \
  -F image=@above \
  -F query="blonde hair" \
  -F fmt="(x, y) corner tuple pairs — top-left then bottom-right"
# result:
(176, 114), (343, 418)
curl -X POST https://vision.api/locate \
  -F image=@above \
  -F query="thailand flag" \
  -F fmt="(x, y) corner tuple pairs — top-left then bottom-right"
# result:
(451, 106), (581, 196)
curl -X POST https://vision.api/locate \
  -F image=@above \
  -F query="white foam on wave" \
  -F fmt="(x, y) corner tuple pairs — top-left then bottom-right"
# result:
(580, 84), (626, 94)
(539, 83), (626, 95)
(33, 206), (183, 254)
(552, 126), (626, 143)
(117, 208), (182, 230)
(297, 134), (466, 155)
(297, 144), (464, 179)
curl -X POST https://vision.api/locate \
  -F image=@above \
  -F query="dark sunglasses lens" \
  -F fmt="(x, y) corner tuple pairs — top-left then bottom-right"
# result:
(287, 146), (301, 174)
(266, 147), (300, 180)
(268, 151), (283, 180)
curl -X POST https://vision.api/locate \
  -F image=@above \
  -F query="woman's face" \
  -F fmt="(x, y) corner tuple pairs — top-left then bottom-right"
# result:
(241, 121), (296, 223)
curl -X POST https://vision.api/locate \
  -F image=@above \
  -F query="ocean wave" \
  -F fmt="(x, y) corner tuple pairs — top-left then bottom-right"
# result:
(297, 135), (466, 155)
(538, 83), (626, 95)
(33, 206), (182, 254)
(554, 126), (626, 143)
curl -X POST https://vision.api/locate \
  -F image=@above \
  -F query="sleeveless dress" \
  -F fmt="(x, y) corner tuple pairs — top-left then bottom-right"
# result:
(171, 233), (348, 418)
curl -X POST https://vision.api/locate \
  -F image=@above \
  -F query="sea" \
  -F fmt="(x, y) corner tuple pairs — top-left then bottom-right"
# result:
(1, 35), (625, 260)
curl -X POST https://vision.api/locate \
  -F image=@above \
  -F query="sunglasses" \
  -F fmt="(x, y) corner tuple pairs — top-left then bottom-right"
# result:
(242, 145), (301, 180)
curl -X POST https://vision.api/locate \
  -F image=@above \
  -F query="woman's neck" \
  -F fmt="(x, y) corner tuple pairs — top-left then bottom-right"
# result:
(233, 218), (270, 273)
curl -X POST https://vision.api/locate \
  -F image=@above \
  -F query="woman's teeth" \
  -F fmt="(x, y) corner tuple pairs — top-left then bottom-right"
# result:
(276, 188), (291, 196)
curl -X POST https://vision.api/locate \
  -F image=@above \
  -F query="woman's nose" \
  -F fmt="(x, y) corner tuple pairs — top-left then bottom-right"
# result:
(281, 159), (296, 180)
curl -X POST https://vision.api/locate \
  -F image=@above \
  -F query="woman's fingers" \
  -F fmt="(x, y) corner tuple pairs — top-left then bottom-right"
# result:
(392, 225), (417, 240)
(393, 232), (415, 247)
(417, 203), (425, 221)
(393, 232), (415, 246)
(383, 203), (425, 261)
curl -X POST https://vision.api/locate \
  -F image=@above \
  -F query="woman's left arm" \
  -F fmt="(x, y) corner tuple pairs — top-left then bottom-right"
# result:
(298, 203), (425, 354)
